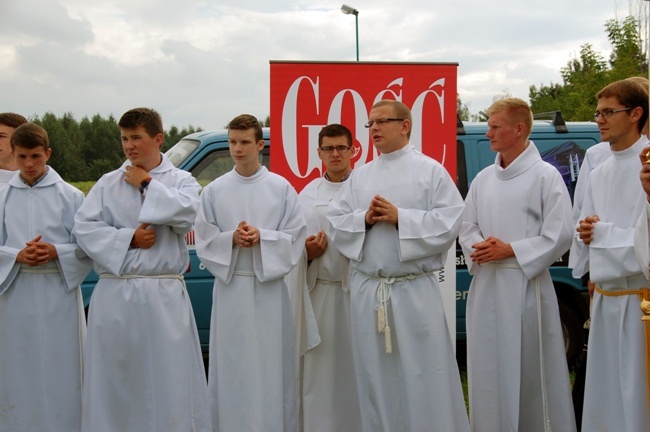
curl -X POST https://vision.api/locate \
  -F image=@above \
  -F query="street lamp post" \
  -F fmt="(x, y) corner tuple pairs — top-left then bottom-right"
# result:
(340, 4), (359, 61)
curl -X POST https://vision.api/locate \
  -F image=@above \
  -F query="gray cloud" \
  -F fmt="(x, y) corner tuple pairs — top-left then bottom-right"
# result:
(0, 0), (629, 130)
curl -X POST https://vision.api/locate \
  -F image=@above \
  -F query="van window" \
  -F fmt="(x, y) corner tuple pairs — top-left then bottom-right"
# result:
(190, 148), (270, 188)
(165, 139), (200, 167)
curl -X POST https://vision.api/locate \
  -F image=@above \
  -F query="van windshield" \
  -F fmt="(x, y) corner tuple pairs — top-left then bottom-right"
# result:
(165, 139), (200, 167)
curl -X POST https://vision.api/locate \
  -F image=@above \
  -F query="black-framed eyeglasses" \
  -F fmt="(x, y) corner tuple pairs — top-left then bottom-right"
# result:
(364, 118), (405, 128)
(319, 145), (351, 153)
(593, 107), (632, 121)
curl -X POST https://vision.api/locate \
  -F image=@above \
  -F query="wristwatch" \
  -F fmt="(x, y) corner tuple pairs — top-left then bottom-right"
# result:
(138, 178), (151, 194)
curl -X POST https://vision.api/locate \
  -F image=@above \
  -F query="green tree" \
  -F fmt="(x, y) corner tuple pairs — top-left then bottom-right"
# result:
(78, 114), (122, 181)
(529, 14), (644, 121)
(28, 112), (202, 181)
(34, 112), (89, 181)
(457, 95), (470, 122)
(559, 44), (609, 120)
(530, 43), (609, 120)
(605, 16), (647, 81)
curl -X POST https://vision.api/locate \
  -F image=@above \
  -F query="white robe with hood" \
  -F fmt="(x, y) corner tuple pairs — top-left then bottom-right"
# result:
(573, 136), (650, 432)
(297, 176), (361, 432)
(0, 168), (92, 432)
(460, 141), (576, 432)
(73, 155), (210, 432)
(195, 166), (306, 432)
(327, 144), (469, 432)
(0, 168), (15, 186)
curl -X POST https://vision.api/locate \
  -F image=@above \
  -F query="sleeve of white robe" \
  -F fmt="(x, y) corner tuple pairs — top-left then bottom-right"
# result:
(395, 165), (464, 262)
(0, 187), (20, 295)
(284, 250), (321, 356)
(327, 177), (372, 262)
(196, 182), (306, 284)
(568, 157), (593, 268)
(52, 190), (93, 291)
(510, 170), (573, 280)
(589, 214), (644, 282)
(194, 187), (239, 284)
(139, 175), (201, 235)
(73, 180), (143, 276)
(571, 178), (596, 279)
(1, 186), (92, 294)
(255, 185), (307, 282)
(634, 201), (650, 280)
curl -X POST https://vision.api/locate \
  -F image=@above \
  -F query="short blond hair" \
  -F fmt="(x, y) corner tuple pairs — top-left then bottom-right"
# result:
(371, 100), (413, 139)
(486, 98), (533, 138)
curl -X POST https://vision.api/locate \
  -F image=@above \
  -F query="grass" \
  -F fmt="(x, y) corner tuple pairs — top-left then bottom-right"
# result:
(70, 181), (95, 195)
(460, 369), (469, 412)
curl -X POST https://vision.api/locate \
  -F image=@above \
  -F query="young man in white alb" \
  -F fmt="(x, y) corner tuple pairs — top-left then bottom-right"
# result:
(328, 100), (469, 432)
(574, 79), (650, 432)
(460, 98), (576, 432)
(195, 114), (306, 432)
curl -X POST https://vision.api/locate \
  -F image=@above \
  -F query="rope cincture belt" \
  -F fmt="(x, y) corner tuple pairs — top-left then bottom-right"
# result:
(596, 285), (650, 409)
(100, 273), (184, 281)
(315, 278), (343, 286)
(366, 272), (430, 354)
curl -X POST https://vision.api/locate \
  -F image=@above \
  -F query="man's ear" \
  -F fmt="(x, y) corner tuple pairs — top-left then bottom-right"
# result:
(516, 122), (525, 137)
(631, 106), (644, 124)
(401, 119), (411, 136)
(155, 133), (164, 149)
(257, 140), (265, 152)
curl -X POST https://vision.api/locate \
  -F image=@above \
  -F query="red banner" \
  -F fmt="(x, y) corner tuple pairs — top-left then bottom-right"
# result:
(270, 61), (458, 192)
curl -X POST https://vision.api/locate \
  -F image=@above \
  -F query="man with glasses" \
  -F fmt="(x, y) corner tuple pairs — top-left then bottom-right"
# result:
(460, 98), (576, 432)
(573, 79), (650, 431)
(569, 77), (648, 278)
(328, 101), (470, 432)
(291, 123), (361, 432)
(567, 77), (648, 429)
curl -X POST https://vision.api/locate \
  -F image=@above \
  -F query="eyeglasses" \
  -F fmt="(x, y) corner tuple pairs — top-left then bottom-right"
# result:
(364, 118), (404, 128)
(593, 107), (632, 121)
(319, 145), (351, 153)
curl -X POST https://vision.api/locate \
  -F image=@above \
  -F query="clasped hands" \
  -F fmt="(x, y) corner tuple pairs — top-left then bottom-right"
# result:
(233, 221), (260, 248)
(469, 236), (513, 264)
(17, 235), (58, 266)
(365, 195), (398, 226)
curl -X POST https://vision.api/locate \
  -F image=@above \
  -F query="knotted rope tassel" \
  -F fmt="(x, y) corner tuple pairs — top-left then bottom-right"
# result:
(377, 278), (393, 354)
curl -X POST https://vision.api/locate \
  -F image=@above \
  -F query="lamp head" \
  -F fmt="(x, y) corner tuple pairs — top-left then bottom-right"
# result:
(340, 4), (359, 15)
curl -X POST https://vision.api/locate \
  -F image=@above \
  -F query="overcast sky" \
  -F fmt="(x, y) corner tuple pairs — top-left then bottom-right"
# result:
(0, 0), (642, 131)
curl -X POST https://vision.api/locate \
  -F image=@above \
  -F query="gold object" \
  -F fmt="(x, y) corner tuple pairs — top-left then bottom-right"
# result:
(646, 152), (650, 164)
(641, 298), (650, 321)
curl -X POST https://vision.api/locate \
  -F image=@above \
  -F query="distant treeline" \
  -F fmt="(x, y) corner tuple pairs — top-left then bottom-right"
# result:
(31, 112), (202, 182)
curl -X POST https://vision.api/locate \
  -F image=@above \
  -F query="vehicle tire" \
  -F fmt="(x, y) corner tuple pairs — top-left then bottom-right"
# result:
(558, 299), (584, 371)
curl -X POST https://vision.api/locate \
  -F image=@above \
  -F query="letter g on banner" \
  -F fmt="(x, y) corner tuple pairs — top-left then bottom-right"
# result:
(282, 75), (322, 179)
